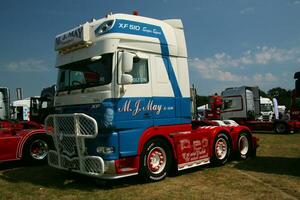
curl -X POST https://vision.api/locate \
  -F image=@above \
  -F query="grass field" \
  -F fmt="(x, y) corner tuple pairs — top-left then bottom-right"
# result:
(1, 132), (300, 200)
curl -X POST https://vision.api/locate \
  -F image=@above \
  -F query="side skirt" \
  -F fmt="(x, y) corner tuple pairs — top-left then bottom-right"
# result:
(178, 158), (210, 171)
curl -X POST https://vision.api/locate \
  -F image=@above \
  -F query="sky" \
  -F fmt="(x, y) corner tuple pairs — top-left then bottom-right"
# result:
(0, 0), (299, 100)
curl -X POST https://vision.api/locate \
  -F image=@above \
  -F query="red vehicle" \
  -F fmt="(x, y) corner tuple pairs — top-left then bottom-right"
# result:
(205, 93), (223, 120)
(191, 119), (258, 160)
(0, 121), (52, 162)
(0, 87), (53, 163)
(290, 71), (300, 121)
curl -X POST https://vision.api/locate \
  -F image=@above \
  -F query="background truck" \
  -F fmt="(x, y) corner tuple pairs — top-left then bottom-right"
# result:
(30, 85), (55, 124)
(0, 87), (53, 163)
(0, 87), (10, 121)
(220, 82), (300, 134)
(12, 97), (32, 121)
(258, 97), (274, 121)
(291, 71), (300, 121)
(45, 12), (258, 182)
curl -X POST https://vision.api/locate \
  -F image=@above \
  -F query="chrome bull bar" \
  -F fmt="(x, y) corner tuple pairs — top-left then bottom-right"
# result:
(45, 113), (104, 176)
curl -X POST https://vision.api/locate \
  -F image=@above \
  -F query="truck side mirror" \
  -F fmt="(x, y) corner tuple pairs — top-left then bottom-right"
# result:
(119, 51), (135, 85)
(121, 74), (133, 85)
(122, 52), (134, 73)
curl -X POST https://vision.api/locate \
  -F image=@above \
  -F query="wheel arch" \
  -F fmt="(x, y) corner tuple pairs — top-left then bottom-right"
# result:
(137, 128), (178, 169)
(18, 130), (53, 158)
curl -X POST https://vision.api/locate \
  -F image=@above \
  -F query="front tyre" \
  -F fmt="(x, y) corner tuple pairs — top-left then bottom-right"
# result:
(211, 133), (230, 166)
(139, 138), (172, 182)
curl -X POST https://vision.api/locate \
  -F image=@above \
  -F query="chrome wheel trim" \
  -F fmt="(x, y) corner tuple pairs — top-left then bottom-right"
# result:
(147, 147), (167, 174)
(30, 139), (49, 160)
(215, 138), (228, 160)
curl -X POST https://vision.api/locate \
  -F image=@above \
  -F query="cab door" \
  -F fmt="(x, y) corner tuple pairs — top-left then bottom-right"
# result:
(114, 51), (153, 157)
(115, 51), (152, 121)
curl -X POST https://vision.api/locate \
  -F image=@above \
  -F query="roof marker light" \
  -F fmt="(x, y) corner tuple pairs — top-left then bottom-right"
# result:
(133, 11), (139, 16)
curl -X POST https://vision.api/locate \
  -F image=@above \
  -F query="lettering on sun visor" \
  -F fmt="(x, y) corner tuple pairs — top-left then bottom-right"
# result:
(117, 23), (162, 36)
(56, 27), (83, 46)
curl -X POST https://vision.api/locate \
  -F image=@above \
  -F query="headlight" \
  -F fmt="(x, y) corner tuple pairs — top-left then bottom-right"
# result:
(96, 146), (115, 154)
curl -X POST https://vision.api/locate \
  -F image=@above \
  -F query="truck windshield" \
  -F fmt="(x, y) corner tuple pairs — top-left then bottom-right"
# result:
(261, 104), (273, 112)
(222, 96), (242, 112)
(57, 53), (112, 91)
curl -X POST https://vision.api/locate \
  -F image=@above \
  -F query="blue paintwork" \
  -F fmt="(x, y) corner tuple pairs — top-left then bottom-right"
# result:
(55, 97), (191, 159)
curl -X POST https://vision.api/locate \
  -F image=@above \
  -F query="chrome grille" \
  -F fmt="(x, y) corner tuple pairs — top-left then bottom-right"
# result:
(262, 115), (271, 121)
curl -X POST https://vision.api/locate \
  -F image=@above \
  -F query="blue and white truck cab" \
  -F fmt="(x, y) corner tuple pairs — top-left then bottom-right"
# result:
(46, 13), (258, 182)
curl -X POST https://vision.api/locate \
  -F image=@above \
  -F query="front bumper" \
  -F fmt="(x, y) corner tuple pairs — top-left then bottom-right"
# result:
(48, 150), (138, 179)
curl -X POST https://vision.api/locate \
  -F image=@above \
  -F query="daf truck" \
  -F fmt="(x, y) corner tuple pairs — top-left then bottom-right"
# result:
(45, 13), (258, 182)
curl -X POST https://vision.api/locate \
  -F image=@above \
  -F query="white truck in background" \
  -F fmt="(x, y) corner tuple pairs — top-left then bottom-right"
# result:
(0, 88), (10, 120)
(12, 97), (33, 121)
(258, 97), (274, 121)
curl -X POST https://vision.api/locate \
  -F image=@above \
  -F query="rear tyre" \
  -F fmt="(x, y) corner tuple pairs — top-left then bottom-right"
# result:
(23, 135), (50, 164)
(274, 122), (288, 134)
(237, 133), (251, 160)
(211, 133), (230, 166)
(139, 138), (172, 182)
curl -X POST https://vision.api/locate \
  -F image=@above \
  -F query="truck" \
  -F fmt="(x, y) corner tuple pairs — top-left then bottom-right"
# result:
(220, 84), (300, 134)
(45, 12), (258, 182)
(0, 87), (53, 163)
(0, 87), (10, 121)
(258, 97), (274, 121)
(12, 97), (32, 121)
(30, 85), (56, 124)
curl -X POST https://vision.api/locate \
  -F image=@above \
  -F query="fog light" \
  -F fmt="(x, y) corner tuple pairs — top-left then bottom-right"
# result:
(96, 146), (115, 154)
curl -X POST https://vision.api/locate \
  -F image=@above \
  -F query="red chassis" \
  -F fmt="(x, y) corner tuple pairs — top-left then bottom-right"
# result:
(190, 120), (258, 159)
(0, 120), (52, 163)
(112, 121), (258, 176)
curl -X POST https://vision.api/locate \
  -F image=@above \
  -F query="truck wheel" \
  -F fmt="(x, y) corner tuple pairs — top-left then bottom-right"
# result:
(23, 135), (50, 164)
(274, 122), (288, 134)
(237, 133), (251, 159)
(139, 138), (172, 182)
(211, 133), (230, 165)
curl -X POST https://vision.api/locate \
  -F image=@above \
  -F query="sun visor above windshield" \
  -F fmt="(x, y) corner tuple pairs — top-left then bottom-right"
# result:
(55, 23), (92, 53)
